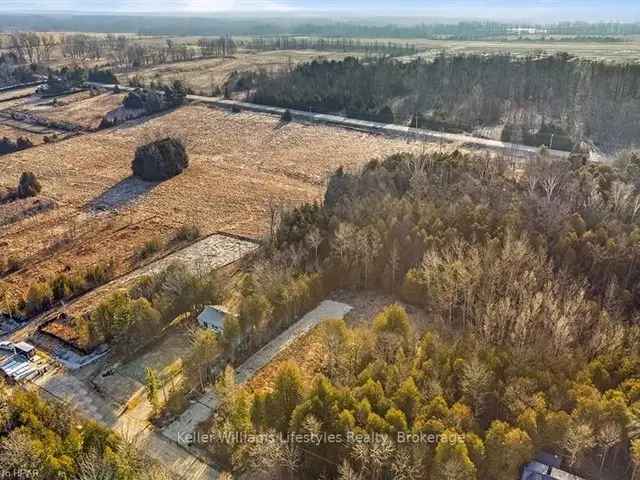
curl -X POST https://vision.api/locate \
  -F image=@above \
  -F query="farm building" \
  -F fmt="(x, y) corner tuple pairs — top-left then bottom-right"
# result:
(197, 305), (235, 334)
(15, 341), (36, 359)
(0, 342), (45, 383)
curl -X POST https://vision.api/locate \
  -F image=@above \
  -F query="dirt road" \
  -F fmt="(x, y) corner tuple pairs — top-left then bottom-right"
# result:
(162, 300), (353, 446)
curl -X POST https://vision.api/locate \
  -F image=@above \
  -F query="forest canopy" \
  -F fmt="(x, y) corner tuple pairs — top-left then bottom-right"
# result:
(240, 54), (640, 151)
(202, 147), (640, 479)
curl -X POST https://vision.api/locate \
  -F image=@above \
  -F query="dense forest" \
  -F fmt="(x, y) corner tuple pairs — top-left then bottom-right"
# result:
(0, 381), (168, 479)
(241, 54), (640, 150)
(196, 146), (640, 479)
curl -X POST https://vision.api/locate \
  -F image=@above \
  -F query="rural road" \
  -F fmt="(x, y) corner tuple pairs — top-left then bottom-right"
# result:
(162, 300), (353, 446)
(86, 81), (570, 160)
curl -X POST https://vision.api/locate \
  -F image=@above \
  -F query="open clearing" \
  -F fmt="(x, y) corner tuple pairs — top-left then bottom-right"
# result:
(93, 329), (192, 407)
(117, 50), (359, 94)
(0, 88), (124, 137)
(16, 90), (126, 130)
(0, 104), (456, 300)
(0, 86), (40, 103)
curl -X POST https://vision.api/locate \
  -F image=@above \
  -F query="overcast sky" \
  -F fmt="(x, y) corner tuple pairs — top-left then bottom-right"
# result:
(1, 0), (639, 22)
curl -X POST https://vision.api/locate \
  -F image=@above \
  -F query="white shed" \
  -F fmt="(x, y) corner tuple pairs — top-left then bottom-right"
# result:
(197, 305), (234, 334)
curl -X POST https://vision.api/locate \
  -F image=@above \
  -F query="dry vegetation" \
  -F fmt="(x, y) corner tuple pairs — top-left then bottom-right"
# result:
(0, 87), (44, 110)
(118, 50), (359, 94)
(0, 104), (461, 301)
(246, 291), (431, 394)
(0, 86), (39, 102)
(17, 90), (126, 130)
(0, 124), (49, 145)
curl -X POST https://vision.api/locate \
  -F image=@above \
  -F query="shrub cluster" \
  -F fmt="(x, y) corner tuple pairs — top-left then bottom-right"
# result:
(19, 260), (115, 318)
(17, 171), (41, 198)
(0, 256), (21, 276)
(86, 67), (118, 84)
(0, 172), (41, 204)
(0, 136), (33, 155)
(172, 223), (200, 242)
(123, 81), (188, 113)
(123, 88), (163, 112)
(281, 109), (292, 122)
(131, 137), (189, 181)
(135, 238), (163, 260)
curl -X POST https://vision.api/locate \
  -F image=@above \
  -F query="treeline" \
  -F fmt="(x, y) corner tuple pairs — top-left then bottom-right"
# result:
(245, 54), (640, 149)
(1, 32), (237, 71)
(290, 21), (640, 39)
(86, 262), (219, 350)
(1, 259), (116, 321)
(202, 147), (640, 478)
(120, 81), (188, 111)
(0, 382), (169, 479)
(0, 53), (37, 87)
(3, 15), (640, 38)
(113, 37), (237, 70)
(240, 37), (418, 56)
(271, 148), (640, 342)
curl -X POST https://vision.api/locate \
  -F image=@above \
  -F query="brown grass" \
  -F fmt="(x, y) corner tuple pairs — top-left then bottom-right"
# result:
(118, 51), (359, 94)
(0, 124), (49, 145)
(19, 91), (126, 130)
(0, 104), (461, 299)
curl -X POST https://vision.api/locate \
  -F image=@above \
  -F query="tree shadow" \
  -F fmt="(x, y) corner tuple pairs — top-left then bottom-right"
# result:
(83, 175), (158, 212)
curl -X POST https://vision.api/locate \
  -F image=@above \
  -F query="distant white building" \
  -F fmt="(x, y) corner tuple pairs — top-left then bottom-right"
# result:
(15, 341), (36, 359)
(197, 305), (235, 334)
(508, 27), (549, 35)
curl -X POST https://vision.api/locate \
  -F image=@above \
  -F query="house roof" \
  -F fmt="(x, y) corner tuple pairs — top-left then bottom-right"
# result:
(522, 461), (551, 480)
(549, 468), (585, 480)
(521, 462), (586, 480)
(14, 342), (35, 353)
(197, 305), (234, 329)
